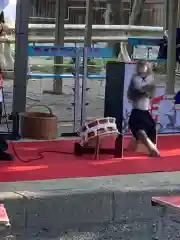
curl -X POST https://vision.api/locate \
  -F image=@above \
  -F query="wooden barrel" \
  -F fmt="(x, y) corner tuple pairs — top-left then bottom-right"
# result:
(22, 104), (57, 140)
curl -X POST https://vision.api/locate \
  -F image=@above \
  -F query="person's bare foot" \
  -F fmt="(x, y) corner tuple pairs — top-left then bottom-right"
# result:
(149, 148), (161, 157)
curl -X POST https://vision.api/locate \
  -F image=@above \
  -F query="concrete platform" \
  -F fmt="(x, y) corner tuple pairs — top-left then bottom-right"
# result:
(1, 172), (180, 239)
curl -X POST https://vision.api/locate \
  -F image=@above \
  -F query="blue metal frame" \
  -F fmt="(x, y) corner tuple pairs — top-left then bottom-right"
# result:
(28, 45), (114, 79)
(28, 45), (114, 58)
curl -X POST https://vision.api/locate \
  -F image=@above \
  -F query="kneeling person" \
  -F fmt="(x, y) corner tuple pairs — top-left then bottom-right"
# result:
(127, 60), (160, 157)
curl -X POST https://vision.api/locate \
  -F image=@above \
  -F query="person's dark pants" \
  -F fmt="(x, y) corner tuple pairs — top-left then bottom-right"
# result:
(0, 102), (2, 124)
(0, 101), (7, 152)
(128, 109), (156, 144)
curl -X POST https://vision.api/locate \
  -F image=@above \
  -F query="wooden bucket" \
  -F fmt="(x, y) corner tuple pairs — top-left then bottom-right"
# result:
(22, 104), (57, 140)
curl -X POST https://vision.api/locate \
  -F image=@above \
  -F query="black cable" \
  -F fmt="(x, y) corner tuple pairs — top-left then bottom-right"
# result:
(2, 88), (74, 163)
(10, 141), (73, 163)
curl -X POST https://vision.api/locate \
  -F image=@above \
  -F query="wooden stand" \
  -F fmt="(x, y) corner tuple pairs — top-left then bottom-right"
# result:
(94, 135), (100, 159)
(74, 134), (123, 159)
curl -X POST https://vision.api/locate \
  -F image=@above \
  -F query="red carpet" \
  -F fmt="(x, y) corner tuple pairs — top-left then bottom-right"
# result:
(1, 135), (180, 182)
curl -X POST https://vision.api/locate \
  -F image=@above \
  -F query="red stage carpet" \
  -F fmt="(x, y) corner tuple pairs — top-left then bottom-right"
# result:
(1, 135), (180, 182)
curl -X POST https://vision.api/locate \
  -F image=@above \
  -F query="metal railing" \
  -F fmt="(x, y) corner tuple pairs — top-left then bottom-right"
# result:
(0, 24), (165, 71)
(6, 24), (164, 37)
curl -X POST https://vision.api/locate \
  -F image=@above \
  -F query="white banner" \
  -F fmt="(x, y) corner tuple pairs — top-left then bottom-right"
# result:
(158, 96), (180, 133)
(122, 63), (180, 134)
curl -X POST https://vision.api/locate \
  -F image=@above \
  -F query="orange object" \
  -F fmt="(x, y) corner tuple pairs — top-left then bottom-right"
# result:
(0, 204), (10, 227)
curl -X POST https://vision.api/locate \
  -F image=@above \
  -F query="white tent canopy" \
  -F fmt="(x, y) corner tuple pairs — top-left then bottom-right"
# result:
(0, 0), (9, 13)
(3, 0), (16, 23)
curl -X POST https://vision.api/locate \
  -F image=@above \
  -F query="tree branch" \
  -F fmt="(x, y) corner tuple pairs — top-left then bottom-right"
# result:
(129, 0), (146, 25)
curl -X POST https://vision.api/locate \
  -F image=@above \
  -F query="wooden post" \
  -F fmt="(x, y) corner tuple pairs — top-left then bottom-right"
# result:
(166, 0), (178, 94)
(84, 0), (93, 48)
(53, 0), (66, 94)
(81, 0), (93, 124)
(164, 0), (169, 30)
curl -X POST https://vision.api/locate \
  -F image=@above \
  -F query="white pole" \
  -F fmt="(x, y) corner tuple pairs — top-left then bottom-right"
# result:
(81, 0), (93, 125)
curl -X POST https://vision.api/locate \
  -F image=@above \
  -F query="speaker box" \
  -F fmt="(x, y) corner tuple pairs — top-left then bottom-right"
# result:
(104, 61), (125, 157)
(104, 61), (125, 133)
